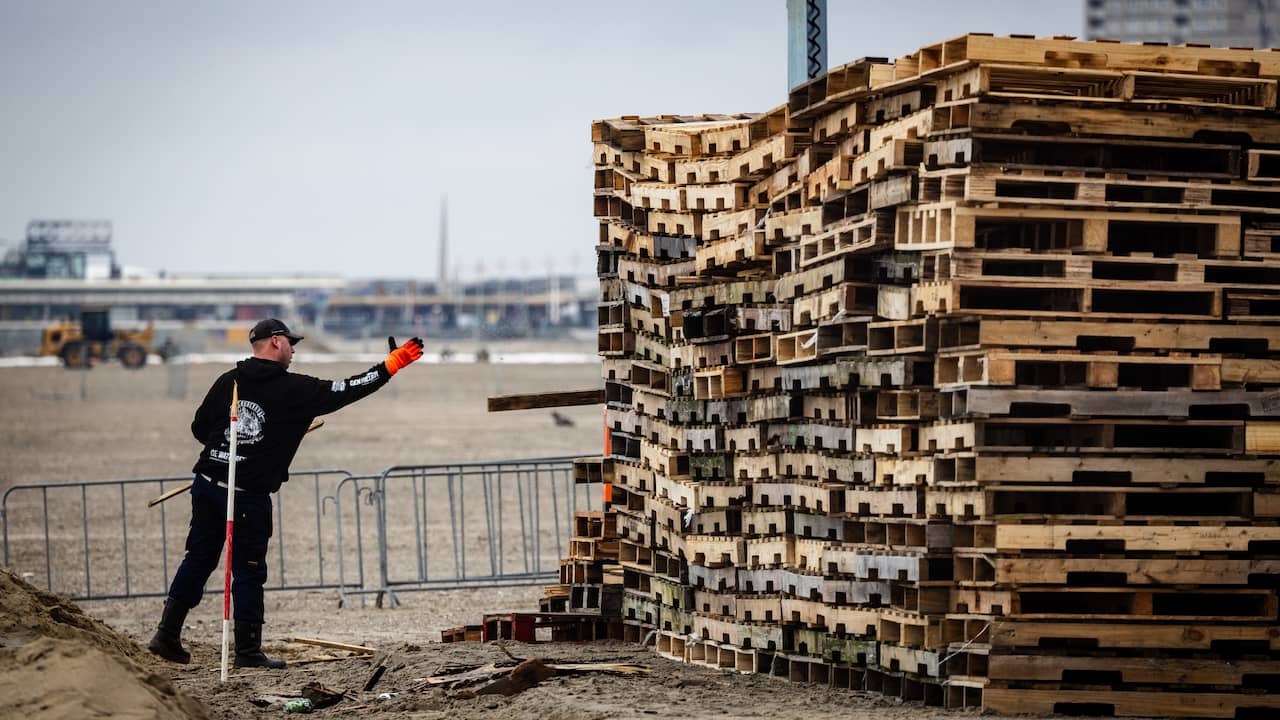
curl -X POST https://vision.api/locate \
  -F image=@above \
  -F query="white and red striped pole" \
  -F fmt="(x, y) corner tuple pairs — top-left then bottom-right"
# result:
(219, 381), (239, 683)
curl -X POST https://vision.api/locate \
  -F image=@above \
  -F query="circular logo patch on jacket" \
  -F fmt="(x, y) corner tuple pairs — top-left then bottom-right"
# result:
(225, 400), (266, 445)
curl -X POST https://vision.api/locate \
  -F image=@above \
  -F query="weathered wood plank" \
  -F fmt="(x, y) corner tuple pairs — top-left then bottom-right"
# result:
(291, 637), (376, 654)
(487, 389), (605, 412)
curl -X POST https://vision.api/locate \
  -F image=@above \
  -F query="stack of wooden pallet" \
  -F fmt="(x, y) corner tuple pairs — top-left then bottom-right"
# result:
(548, 509), (624, 617)
(577, 34), (1280, 717)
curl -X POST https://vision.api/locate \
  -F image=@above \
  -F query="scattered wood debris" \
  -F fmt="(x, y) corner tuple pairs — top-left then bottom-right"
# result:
(462, 658), (556, 697)
(362, 660), (388, 692)
(291, 636), (376, 654)
(414, 658), (651, 697)
(301, 681), (348, 709)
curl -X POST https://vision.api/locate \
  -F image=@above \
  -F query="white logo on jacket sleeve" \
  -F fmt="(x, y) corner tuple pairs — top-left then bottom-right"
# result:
(349, 371), (379, 387)
(331, 380), (346, 392)
(224, 400), (266, 444)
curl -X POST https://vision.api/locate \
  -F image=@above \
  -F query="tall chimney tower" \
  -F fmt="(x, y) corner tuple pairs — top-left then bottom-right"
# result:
(787, 0), (828, 90)
(438, 195), (448, 295)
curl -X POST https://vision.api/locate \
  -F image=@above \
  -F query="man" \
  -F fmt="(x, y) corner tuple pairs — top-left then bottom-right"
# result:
(148, 318), (423, 668)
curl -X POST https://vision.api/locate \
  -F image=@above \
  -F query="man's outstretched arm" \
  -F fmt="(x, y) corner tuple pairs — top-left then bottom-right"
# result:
(298, 337), (424, 416)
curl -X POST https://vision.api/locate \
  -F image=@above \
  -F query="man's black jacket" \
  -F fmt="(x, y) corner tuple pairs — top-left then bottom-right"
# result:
(191, 357), (391, 494)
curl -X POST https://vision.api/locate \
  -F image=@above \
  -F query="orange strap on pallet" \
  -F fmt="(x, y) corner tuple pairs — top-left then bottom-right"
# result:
(601, 408), (613, 506)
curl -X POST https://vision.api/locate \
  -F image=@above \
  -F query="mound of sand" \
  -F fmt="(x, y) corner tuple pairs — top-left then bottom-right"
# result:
(0, 567), (143, 659)
(0, 568), (208, 720)
(0, 638), (210, 720)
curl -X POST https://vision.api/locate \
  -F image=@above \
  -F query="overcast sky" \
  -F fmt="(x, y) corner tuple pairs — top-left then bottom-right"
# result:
(0, 1), (1083, 279)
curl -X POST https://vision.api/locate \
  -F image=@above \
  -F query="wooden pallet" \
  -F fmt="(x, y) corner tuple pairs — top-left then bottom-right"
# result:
(993, 522), (1280, 553)
(440, 625), (483, 643)
(937, 316), (1280, 356)
(936, 349), (1223, 390)
(894, 203), (1241, 257)
(946, 387), (1280, 419)
(940, 62), (1278, 110)
(481, 612), (625, 643)
(982, 686), (1280, 718)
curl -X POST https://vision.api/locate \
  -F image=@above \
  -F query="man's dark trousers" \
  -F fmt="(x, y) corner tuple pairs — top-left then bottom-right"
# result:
(166, 474), (273, 623)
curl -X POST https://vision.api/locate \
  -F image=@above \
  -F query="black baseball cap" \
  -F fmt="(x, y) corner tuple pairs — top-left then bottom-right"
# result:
(248, 318), (304, 344)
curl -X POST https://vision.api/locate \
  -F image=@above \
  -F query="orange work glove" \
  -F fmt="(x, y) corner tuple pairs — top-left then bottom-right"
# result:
(384, 336), (424, 375)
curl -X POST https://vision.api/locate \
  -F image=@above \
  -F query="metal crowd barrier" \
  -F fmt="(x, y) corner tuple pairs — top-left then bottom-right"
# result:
(1, 457), (589, 607)
(332, 457), (589, 608)
(0, 470), (351, 601)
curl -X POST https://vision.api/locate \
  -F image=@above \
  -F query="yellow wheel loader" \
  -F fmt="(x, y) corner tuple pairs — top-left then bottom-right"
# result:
(38, 307), (155, 369)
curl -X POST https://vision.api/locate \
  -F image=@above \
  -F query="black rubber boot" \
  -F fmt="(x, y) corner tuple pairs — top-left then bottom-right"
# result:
(234, 622), (286, 669)
(147, 598), (191, 664)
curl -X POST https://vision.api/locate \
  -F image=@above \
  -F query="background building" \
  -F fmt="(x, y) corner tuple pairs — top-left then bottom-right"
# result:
(1086, 0), (1280, 48)
(1, 220), (117, 280)
(0, 216), (596, 354)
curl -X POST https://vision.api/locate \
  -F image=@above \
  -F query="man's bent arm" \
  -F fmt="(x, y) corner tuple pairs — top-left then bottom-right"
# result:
(191, 371), (234, 442)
